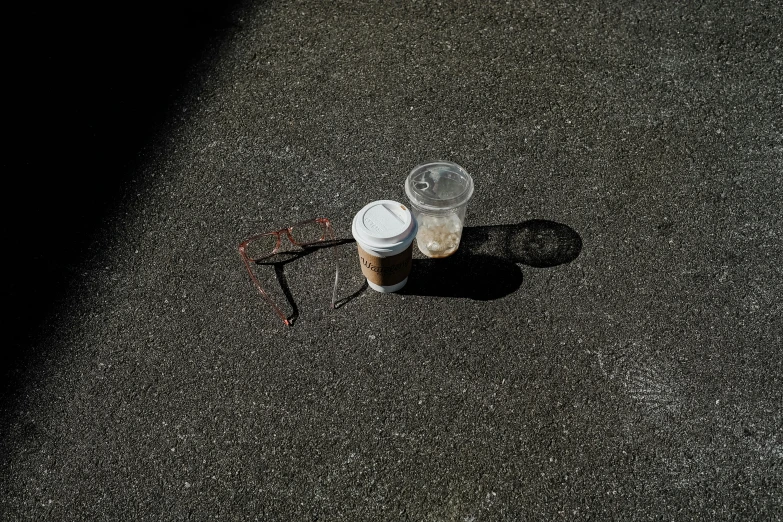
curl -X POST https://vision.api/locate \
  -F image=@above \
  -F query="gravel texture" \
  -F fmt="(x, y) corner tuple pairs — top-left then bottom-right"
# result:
(3, 0), (782, 520)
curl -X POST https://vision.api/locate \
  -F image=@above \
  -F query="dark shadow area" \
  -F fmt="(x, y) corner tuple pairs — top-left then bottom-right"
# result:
(401, 252), (524, 300)
(399, 219), (581, 299)
(461, 219), (583, 267)
(2, 2), (247, 394)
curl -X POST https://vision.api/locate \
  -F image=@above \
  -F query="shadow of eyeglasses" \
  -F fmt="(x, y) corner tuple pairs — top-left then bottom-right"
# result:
(250, 238), (352, 266)
(249, 238), (355, 326)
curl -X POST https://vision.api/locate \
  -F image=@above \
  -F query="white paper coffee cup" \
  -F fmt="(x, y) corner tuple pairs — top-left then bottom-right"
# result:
(351, 200), (418, 292)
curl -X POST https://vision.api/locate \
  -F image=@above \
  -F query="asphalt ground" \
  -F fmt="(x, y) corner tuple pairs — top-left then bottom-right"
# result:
(2, 0), (782, 520)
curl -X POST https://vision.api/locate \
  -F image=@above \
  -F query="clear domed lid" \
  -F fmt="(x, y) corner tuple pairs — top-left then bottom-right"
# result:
(404, 161), (474, 211)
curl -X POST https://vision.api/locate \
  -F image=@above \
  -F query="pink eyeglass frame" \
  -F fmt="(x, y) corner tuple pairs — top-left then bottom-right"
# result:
(238, 217), (338, 326)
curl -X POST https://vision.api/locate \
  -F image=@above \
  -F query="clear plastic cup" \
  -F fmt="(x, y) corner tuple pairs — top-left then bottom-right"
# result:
(404, 161), (474, 258)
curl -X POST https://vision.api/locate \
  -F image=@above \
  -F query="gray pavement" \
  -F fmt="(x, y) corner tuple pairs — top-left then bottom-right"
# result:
(2, 0), (782, 520)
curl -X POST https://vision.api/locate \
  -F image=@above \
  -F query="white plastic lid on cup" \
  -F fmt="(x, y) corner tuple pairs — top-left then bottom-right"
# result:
(404, 160), (474, 211)
(351, 200), (418, 255)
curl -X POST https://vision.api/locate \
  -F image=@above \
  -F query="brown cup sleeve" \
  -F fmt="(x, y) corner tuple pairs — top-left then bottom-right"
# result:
(357, 244), (413, 286)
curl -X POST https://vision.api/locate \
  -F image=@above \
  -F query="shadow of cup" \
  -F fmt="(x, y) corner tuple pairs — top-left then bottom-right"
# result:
(461, 219), (582, 268)
(504, 219), (582, 267)
(400, 253), (523, 300)
(338, 219), (580, 302)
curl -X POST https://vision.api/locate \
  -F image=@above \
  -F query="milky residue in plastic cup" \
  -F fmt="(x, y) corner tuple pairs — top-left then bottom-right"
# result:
(405, 161), (474, 258)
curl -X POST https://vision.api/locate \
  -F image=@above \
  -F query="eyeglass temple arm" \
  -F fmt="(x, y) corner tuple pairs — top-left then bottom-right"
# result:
(322, 221), (340, 310)
(239, 243), (292, 326)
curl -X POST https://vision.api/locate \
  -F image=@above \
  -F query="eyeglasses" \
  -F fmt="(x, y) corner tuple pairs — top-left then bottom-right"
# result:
(238, 217), (339, 326)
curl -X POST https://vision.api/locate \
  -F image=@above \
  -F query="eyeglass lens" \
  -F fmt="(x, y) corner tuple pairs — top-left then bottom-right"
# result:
(289, 220), (329, 245)
(243, 234), (279, 259)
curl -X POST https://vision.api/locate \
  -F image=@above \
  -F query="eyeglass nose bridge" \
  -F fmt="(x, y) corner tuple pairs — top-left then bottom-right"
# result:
(282, 227), (300, 246)
(265, 227), (316, 256)
(270, 227), (307, 252)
